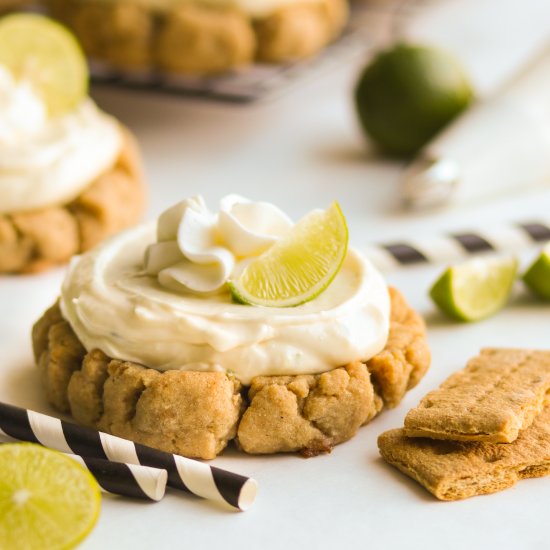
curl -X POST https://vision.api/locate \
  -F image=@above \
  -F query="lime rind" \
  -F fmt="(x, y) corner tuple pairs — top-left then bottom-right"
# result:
(523, 243), (550, 300)
(229, 202), (348, 308)
(0, 14), (88, 116)
(430, 257), (518, 322)
(0, 443), (101, 550)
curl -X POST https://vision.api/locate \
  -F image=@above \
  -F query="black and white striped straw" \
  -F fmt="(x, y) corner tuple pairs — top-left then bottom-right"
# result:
(0, 402), (257, 511)
(68, 454), (167, 501)
(364, 220), (550, 271)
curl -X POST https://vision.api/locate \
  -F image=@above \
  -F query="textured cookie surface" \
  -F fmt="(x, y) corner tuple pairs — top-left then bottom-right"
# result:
(32, 287), (430, 458)
(366, 287), (431, 408)
(379, 401), (550, 501)
(404, 348), (550, 443)
(237, 361), (382, 456)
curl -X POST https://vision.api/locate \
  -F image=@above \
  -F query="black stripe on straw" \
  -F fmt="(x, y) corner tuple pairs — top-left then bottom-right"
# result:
(520, 223), (550, 242)
(61, 420), (108, 461)
(82, 457), (151, 501)
(383, 243), (428, 264)
(135, 443), (191, 494)
(0, 402), (40, 444)
(452, 233), (495, 253)
(211, 466), (247, 510)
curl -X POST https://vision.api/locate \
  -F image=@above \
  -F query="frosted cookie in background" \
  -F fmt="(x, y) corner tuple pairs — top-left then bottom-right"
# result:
(0, 14), (146, 273)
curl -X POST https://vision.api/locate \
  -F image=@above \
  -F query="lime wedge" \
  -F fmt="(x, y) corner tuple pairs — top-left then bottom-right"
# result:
(229, 202), (348, 307)
(0, 14), (88, 116)
(523, 243), (550, 300)
(0, 443), (101, 549)
(429, 257), (518, 321)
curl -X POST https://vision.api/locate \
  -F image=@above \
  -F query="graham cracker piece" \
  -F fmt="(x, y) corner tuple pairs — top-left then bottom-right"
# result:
(378, 401), (550, 500)
(404, 348), (550, 443)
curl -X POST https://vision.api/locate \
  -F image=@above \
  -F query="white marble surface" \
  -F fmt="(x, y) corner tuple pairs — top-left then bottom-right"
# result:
(1, 47), (550, 550)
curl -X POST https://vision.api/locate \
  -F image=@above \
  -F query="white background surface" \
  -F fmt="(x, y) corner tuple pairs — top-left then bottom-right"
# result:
(2, 19), (550, 550)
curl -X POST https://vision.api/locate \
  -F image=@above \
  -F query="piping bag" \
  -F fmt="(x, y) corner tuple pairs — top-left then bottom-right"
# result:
(402, 44), (550, 209)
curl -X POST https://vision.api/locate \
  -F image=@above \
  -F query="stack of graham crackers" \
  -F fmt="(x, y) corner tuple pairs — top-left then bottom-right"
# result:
(378, 348), (550, 500)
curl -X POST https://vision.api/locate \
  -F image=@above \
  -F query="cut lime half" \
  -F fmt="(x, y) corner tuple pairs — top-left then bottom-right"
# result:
(523, 243), (550, 300)
(0, 443), (101, 550)
(429, 256), (518, 321)
(229, 202), (348, 307)
(0, 14), (88, 116)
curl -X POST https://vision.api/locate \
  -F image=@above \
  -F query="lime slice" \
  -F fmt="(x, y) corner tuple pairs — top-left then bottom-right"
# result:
(0, 443), (101, 549)
(429, 257), (518, 321)
(229, 202), (348, 307)
(523, 243), (550, 300)
(0, 14), (88, 116)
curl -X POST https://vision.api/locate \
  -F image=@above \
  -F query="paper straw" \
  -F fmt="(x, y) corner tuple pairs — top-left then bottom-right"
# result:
(364, 220), (550, 271)
(0, 402), (257, 511)
(0, 430), (167, 501)
(69, 455), (167, 501)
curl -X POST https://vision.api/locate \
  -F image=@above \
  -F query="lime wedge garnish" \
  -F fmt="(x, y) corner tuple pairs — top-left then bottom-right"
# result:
(229, 202), (348, 307)
(0, 443), (101, 549)
(523, 243), (550, 300)
(429, 257), (518, 321)
(0, 14), (88, 116)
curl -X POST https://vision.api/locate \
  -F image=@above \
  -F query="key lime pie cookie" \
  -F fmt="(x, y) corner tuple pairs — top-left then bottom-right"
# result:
(44, 0), (348, 74)
(0, 14), (145, 273)
(32, 196), (430, 459)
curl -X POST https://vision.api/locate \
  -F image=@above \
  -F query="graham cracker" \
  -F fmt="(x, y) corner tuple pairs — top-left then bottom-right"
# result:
(403, 348), (550, 443)
(378, 400), (550, 500)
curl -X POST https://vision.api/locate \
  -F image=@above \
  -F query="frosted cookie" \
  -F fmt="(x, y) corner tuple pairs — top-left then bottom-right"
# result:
(44, 0), (349, 74)
(0, 15), (146, 273)
(379, 400), (550, 501)
(32, 196), (430, 459)
(404, 348), (550, 443)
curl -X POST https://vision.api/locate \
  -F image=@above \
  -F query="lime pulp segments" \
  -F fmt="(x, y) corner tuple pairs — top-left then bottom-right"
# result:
(0, 443), (101, 550)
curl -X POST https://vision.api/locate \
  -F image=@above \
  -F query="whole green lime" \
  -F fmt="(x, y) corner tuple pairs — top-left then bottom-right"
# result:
(354, 43), (473, 156)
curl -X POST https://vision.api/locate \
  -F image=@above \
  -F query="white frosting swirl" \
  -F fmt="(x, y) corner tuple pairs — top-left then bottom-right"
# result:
(144, 195), (293, 294)
(0, 67), (122, 214)
(61, 222), (390, 384)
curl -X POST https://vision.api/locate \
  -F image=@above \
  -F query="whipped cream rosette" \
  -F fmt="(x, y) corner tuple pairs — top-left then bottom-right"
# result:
(0, 14), (145, 274)
(34, 196), (430, 459)
(144, 195), (293, 294)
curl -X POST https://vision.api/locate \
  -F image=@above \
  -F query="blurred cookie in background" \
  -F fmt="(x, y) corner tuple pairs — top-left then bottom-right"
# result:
(43, 0), (349, 75)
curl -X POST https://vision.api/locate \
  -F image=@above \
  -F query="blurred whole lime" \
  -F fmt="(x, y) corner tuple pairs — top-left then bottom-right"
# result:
(354, 43), (473, 156)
